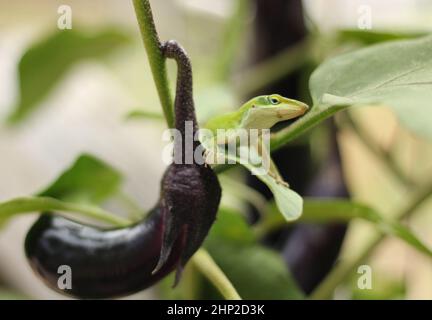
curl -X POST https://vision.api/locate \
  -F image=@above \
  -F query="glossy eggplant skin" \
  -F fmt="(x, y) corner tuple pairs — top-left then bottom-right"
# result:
(25, 208), (178, 299)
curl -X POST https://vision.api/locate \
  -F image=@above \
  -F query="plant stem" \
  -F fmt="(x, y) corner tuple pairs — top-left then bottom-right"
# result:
(235, 37), (311, 97)
(309, 181), (432, 300)
(219, 175), (268, 215)
(0, 196), (130, 227)
(214, 0), (249, 82)
(192, 249), (242, 300)
(59, 202), (131, 226)
(270, 104), (346, 151)
(132, 0), (174, 128)
(341, 112), (414, 187)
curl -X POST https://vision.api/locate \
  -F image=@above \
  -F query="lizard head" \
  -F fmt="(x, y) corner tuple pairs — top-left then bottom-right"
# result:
(240, 94), (309, 129)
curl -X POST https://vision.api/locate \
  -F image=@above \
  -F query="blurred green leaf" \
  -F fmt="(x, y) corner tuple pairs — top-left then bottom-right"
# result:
(351, 276), (406, 300)
(223, 145), (303, 221)
(158, 269), (203, 300)
(125, 109), (164, 121)
(310, 35), (432, 141)
(272, 35), (432, 149)
(203, 209), (303, 299)
(0, 154), (127, 228)
(0, 196), (129, 227)
(256, 171), (303, 222)
(0, 288), (27, 300)
(337, 29), (426, 46)
(8, 29), (129, 123)
(209, 209), (255, 245)
(219, 175), (268, 215)
(196, 84), (238, 123)
(263, 199), (432, 259)
(39, 154), (122, 203)
(214, 0), (249, 81)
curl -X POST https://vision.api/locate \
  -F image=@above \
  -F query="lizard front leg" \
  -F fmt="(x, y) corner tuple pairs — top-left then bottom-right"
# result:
(257, 137), (289, 187)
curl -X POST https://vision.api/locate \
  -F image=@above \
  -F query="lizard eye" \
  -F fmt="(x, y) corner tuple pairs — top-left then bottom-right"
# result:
(269, 96), (280, 105)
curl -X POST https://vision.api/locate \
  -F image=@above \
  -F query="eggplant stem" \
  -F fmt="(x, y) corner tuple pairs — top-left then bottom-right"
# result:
(192, 249), (242, 300)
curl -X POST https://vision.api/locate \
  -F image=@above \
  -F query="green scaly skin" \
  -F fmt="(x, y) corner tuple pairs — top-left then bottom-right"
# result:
(202, 94), (309, 184)
(205, 94), (308, 135)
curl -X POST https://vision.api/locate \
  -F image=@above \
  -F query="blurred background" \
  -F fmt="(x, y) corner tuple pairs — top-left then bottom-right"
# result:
(0, 0), (431, 299)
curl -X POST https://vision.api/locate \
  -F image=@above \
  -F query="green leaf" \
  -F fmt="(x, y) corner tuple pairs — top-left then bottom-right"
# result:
(254, 169), (303, 222)
(38, 154), (122, 204)
(208, 209), (255, 245)
(337, 29), (426, 46)
(203, 209), (303, 299)
(350, 275), (405, 300)
(0, 154), (126, 228)
(8, 29), (129, 123)
(125, 109), (164, 121)
(0, 196), (129, 227)
(263, 199), (432, 259)
(272, 35), (432, 149)
(310, 35), (432, 141)
(219, 145), (303, 221)
(205, 243), (303, 300)
(304, 200), (432, 258)
(0, 288), (28, 300)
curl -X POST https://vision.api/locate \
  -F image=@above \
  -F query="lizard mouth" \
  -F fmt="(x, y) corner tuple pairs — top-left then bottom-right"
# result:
(297, 103), (310, 114)
(276, 106), (308, 118)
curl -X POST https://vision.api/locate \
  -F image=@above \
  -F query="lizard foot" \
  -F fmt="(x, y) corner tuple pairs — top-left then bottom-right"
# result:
(268, 172), (290, 188)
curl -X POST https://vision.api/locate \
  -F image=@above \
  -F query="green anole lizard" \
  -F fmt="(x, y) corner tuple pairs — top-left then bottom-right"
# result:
(201, 94), (309, 221)
(203, 94), (308, 182)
